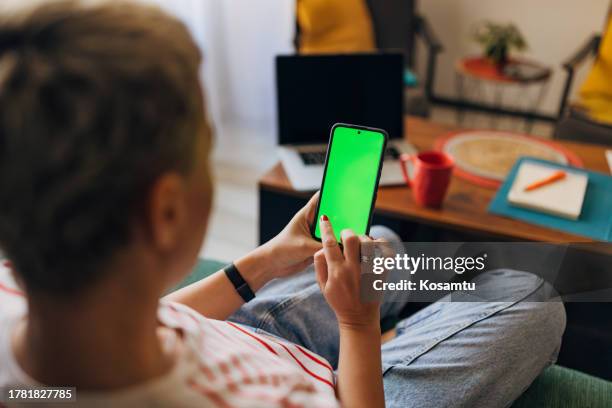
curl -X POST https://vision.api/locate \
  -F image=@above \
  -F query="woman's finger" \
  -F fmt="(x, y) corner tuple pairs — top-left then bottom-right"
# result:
(313, 249), (328, 292)
(341, 229), (361, 265)
(319, 215), (343, 265)
(302, 191), (320, 225)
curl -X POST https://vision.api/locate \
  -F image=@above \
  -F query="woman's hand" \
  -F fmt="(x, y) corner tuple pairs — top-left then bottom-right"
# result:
(169, 193), (324, 319)
(314, 215), (386, 408)
(256, 192), (322, 279)
(313, 215), (380, 329)
(166, 194), (321, 319)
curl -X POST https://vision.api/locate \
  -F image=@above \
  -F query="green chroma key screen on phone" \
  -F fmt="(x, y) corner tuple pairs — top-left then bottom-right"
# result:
(314, 125), (387, 241)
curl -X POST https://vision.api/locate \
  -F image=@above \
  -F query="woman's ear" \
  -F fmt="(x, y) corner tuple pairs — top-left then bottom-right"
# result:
(147, 172), (188, 252)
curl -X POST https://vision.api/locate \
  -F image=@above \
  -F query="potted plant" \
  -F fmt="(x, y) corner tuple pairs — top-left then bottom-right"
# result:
(472, 21), (527, 70)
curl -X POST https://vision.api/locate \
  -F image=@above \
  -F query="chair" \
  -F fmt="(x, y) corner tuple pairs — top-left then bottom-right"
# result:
(293, 0), (443, 117)
(555, 10), (612, 146)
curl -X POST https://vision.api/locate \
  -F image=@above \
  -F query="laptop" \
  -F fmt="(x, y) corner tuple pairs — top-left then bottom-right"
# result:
(276, 53), (416, 191)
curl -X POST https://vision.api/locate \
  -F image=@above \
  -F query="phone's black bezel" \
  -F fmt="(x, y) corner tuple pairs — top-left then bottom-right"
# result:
(310, 123), (389, 242)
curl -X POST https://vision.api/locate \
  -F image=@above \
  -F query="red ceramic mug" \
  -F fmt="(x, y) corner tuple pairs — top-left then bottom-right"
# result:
(399, 151), (454, 208)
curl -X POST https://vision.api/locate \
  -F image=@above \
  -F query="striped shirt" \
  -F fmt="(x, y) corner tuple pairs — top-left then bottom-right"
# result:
(0, 263), (339, 407)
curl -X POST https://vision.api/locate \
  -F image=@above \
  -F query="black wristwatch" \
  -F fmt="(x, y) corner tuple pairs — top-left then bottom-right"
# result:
(224, 263), (256, 303)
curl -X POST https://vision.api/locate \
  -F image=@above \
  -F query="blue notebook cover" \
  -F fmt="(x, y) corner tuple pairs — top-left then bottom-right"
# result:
(489, 157), (612, 242)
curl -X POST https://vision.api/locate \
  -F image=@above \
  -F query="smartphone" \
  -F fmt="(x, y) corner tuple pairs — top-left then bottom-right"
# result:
(312, 124), (388, 241)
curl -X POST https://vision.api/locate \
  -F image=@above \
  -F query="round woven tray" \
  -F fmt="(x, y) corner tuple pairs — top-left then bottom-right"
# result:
(435, 130), (583, 188)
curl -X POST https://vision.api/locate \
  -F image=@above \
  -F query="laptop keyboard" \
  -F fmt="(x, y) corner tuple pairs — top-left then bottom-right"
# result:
(299, 151), (327, 165)
(299, 146), (401, 165)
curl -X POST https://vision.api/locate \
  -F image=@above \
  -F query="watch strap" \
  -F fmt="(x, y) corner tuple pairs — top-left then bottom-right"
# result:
(224, 263), (255, 303)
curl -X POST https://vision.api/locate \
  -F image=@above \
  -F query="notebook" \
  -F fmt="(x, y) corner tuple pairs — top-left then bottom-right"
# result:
(489, 157), (612, 242)
(507, 162), (588, 220)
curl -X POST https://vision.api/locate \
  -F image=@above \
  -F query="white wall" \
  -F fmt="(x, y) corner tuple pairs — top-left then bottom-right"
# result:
(217, 1), (295, 129)
(418, 0), (609, 115)
(151, 0), (296, 134)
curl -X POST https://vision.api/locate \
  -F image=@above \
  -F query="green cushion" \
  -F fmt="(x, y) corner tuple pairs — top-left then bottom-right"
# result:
(512, 365), (612, 408)
(169, 258), (227, 293)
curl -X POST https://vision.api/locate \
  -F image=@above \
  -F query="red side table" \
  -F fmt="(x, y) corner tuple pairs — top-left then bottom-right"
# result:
(454, 56), (552, 131)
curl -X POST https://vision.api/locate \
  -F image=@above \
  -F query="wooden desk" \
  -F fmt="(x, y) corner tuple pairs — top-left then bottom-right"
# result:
(259, 117), (610, 244)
